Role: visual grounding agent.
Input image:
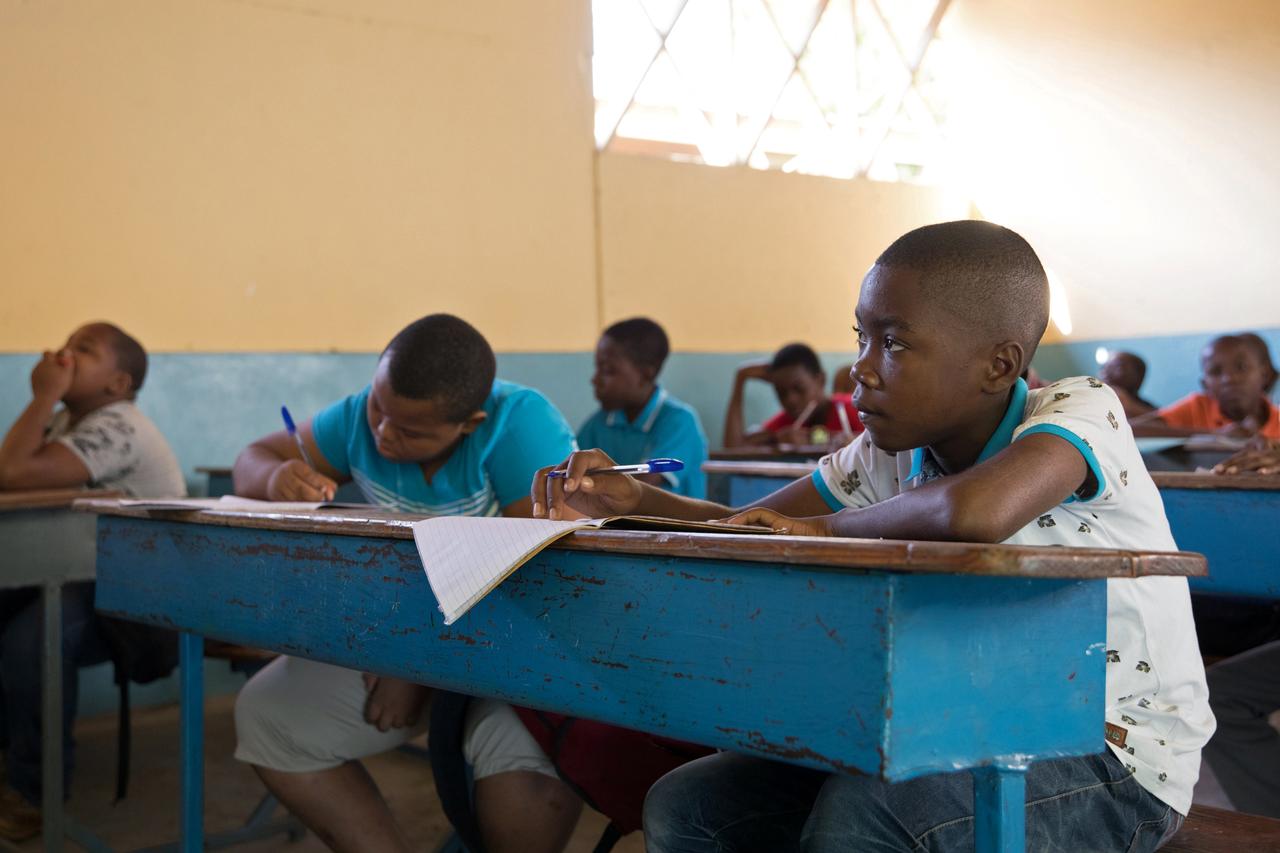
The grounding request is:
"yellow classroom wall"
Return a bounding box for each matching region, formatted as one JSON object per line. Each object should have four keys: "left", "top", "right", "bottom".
{"left": 0, "top": 0, "right": 599, "bottom": 352}
{"left": 596, "top": 153, "right": 969, "bottom": 352}
{"left": 947, "top": 0, "right": 1280, "bottom": 340}
{"left": 1, "top": 0, "right": 1277, "bottom": 353}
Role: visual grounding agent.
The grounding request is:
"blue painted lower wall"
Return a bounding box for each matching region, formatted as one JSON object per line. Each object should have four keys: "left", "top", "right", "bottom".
{"left": 3, "top": 326, "right": 1277, "bottom": 714}
{"left": 0, "top": 350, "right": 856, "bottom": 492}
{"left": 2, "top": 327, "right": 1278, "bottom": 495}
{"left": 1032, "top": 328, "right": 1280, "bottom": 409}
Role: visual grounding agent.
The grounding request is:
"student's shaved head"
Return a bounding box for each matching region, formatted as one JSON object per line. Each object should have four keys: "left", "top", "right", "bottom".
{"left": 382, "top": 314, "right": 496, "bottom": 421}
{"left": 875, "top": 221, "right": 1050, "bottom": 362}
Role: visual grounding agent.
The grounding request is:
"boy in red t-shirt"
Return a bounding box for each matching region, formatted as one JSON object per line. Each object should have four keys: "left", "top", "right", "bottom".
{"left": 723, "top": 343, "right": 861, "bottom": 448}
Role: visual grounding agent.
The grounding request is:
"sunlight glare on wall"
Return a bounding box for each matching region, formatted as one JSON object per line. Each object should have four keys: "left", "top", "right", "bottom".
{"left": 591, "top": 0, "right": 956, "bottom": 184}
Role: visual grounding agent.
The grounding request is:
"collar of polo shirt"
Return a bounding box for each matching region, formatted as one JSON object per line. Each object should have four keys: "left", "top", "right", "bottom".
{"left": 604, "top": 385, "right": 668, "bottom": 432}
{"left": 907, "top": 378, "right": 1029, "bottom": 482}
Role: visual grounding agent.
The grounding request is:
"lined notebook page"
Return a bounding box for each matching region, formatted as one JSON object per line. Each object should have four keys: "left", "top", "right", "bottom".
{"left": 413, "top": 515, "right": 774, "bottom": 624}
{"left": 413, "top": 516, "right": 606, "bottom": 625}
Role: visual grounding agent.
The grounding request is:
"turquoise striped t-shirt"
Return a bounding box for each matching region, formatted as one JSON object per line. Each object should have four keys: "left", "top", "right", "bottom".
{"left": 311, "top": 380, "right": 576, "bottom": 515}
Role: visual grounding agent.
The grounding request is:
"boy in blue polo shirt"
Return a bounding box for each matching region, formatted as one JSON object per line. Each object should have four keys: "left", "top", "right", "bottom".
{"left": 231, "top": 314, "right": 581, "bottom": 853}
{"left": 535, "top": 222, "right": 1213, "bottom": 853}
{"left": 577, "top": 317, "right": 708, "bottom": 498}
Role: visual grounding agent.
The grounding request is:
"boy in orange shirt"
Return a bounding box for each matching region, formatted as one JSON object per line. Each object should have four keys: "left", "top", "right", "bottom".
{"left": 1133, "top": 334, "right": 1280, "bottom": 439}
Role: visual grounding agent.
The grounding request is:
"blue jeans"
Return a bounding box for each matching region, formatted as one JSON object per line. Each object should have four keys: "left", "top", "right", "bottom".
{"left": 0, "top": 582, "right": 111, "bottom": 805}
{"left": 644, "top": 750, "right": 1183, "bottom": 853}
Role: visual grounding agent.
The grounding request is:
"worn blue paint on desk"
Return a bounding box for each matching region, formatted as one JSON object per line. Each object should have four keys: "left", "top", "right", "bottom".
{"left": 95, "top": 518, "right": 1106, "bottom": 786}
{"left": 1161, "top": 487, "right": 1280, "bottom": 598}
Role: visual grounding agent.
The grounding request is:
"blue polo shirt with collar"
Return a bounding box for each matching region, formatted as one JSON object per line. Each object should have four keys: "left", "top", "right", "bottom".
{"left": 311, "top": 379, "right": 576, "bottom": 515}
{"left": 576, "top": 385, "right": 708, "bottom": 498}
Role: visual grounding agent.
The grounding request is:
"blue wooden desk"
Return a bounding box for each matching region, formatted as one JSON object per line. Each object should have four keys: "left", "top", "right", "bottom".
{"left": 704, "top": 459, "right": 817, "bottom": 506}
{"left": 80, "top": 501, "right": 1205, "bottom": 853}
{"left": 0, "top": 488, "right": 117, "bottom": 853}
{"left": 1154, "top": 472, "right": 1280, "bottom": 599}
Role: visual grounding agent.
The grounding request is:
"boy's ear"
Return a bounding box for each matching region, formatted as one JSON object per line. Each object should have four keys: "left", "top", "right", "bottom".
{"left": 106, "top": 368, "right": 133, "bottom": 399}
{"left": 640, "top": 363, "right": 659, "bottom": 384}
{"left": 982, "top": 341, "right": 1025, "bottom": 393}
{"left": 458, "top": 410, "right": 488, "bottom": 435}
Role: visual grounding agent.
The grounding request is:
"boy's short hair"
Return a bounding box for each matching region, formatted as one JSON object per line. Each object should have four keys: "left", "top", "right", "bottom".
{"left": 97, "top": 323, "right": 148, "bottom": 397}
{"left": 876, "top": 220, "right": 1050, "bottom": 361}
{"left": 602, "top": 317, "right": 670, "bottom": 374}
{"left": 1117, "top": 352, "right": 1147, "bottom": 385}
{"left": 1238, "top": 332, "right": 1278, "bottom": 394}
{"left": 382, "top": 314, "right": 496, "bottom": 421}
{"left": 770, "top": 343, "right": 823, "bottom": 377}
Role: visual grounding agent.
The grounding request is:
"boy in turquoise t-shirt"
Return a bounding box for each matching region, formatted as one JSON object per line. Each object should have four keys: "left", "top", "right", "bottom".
{"left": 576, "top": 317, "right": 708, "bottom": 498}
{"left": 231, "top": 314, "right": 580, "bottom": 853}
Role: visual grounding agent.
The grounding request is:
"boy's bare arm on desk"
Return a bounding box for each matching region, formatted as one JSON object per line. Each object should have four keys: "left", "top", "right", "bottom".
{"left": 538, "top": 432, "right": 1088, "bottom": 545}
{"left": 731, "top": 433, "right": 1087, "bottom": 542}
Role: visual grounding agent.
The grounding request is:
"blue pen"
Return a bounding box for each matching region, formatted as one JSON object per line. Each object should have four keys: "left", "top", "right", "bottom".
{"left": 281, "top": 405, "right": 317, "bottom": 469}
{"left": 547, "top": 458, "right": 683, "bottom": 479}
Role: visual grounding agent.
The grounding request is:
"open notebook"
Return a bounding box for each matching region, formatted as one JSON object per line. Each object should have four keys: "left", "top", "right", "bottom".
{"left": 113, "top": 495, "right": 370, "bottom": 512}
{"left": 413, "top": 515, "right": 772, "bottom": 625}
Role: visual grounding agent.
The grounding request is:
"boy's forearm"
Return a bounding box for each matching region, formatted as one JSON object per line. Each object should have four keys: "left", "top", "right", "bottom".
{"left": 824, "top": 486, "right": 976, "bottom": 542}
{"left": 722, "top": 379, "right": 748, "bottom": 447}
{"left": 1128, "top": 412, "right": 1197, "bottom": 437}
{"left": 825, "top": 436, "right": 1081, "bottom": 543}
{"left": 231, "top": 443, "right": 285, "bottom": 498}
{"left": 0, "top": 395, "right": 59, "bottom": 484}
{"left": 635, "top": 481, "right": 733, "bottom": 521}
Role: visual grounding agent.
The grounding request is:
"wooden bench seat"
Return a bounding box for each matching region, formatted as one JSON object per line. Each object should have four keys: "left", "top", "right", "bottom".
{"left": 1162, "top": 805, "right": 1280, "bottom": 852}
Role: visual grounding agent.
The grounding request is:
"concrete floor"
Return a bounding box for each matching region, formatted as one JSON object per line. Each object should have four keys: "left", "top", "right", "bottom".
{"left": 14, "top": 694, "right": 643, "bottom": 853}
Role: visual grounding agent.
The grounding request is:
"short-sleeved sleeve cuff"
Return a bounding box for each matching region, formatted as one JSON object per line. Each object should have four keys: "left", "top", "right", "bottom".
{"left": 811, "top": 432, "right": 880, "bottom": 510}
{"left": 485, "top": 390, "right": 578, "bottom": 507}
{"left": 310, "top": 391, "right": 363, "bottom": 477}
{"left": 811, "top": 467, "right": 844, "bottom": 512}
{"left": 1017, "top": 423, "right": 1106, "bottom": 502}
{"left": 53, "top": 435, "right": 101, "bottom": 481}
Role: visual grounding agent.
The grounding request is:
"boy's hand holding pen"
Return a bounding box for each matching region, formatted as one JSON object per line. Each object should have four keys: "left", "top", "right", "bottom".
{"left": 267, "top": 405, "right": 337, "bottom": 502}
{"left": 531, "top": 450, "right": 679, "bottom": 520}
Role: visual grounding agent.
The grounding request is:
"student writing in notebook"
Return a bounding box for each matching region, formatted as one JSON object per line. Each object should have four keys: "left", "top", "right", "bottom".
{"left": 536, "top": 222, "right": 1212, "bottom": 853}
{"left": 0, "top": 322, "right": 185, "bottom": 842}
{"left": 723, "top": 342, "right": 861, "bottom": 448}
{"left": 576, "top": 317, "right": 708, "bottom": 498}
{"left": 230, "top": 314, "right": 584, "bottom": 853}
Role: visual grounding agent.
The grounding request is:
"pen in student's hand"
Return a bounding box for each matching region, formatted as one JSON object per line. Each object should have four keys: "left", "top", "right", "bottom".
{"left": 547, "top": 458, "right": 684, "bottom": 479}
{"left": 795, "top": 399, "right": 819, "bottom": 428}
{"left": 281, "top": 405, "right": 317, "bottom": 469}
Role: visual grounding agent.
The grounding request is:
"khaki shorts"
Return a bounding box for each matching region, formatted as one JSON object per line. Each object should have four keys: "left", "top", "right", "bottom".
{"left": 234, "top": 655, "right": 556, "bottom": 780}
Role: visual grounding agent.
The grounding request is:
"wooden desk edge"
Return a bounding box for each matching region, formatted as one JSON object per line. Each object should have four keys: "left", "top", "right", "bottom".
{"left": 0, "top": 488, "right": 120, "bottom": 513}
{"left": 76, "top": 499, "right": 1206, "bottom": 580}
{"left": 195, "top": 466, "right": 233, "bottom": 476}
{"left": 710, "top": 446, "right": 829, "bottom": 461}
{"left": 702, "top": 460, "right": 819, "bottom": 478}
{"left": 1151, "top": 471, "right": 1280, "bottom": 491}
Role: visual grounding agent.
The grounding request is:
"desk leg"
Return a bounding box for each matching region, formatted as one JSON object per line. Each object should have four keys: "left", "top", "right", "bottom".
{"left": 179, "top": 632, "right": 204, "bottom": 852}
{"left": 973, "top": 763, "right": 1028, "bottom": 853}
{"left": 41, "top": 581, "right": 65, "bottom": 853}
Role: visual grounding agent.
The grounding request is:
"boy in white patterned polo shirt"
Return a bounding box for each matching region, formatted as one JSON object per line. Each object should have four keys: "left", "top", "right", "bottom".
{"left": 535, "top": 221, "right": 1213, "bottom": 852}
